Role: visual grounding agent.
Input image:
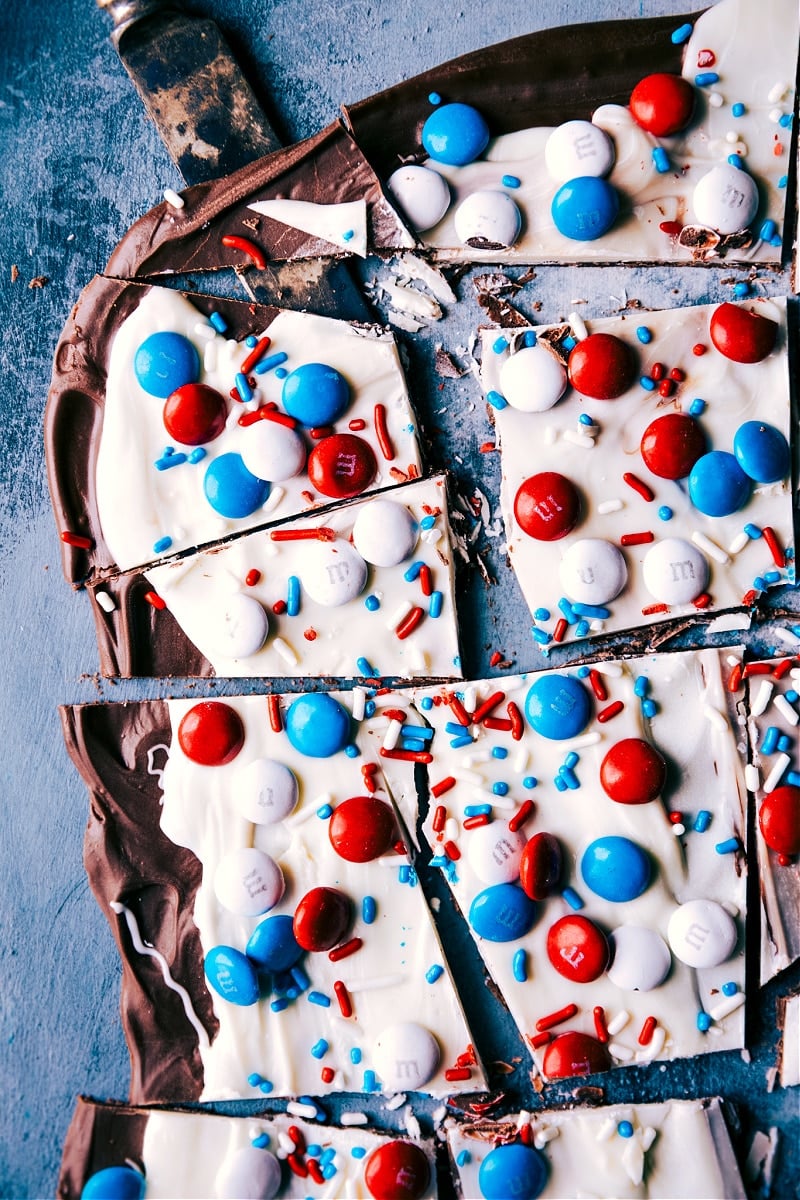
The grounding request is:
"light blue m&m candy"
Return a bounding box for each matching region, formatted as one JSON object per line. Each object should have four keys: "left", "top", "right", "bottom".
{"left": 134, "top": 331, "right": 199, "bottom": 398}
{"left": 81, "top": 1166, "right": 145, "bottom": 1200}
{"left": 421, "top": 102, "right": 490, "bottom": 166}
{"left": 204, "top": 452, "right": 270, "bottom": 518}
{"left": 282, "top": 362, "right": 351, "bottom": 427}
{"left": 525, "top": 674, "right": 592, "bottom": 740}
{"left": 688, "top": 450, "right": 751, "bottom": 517}
{"left": 551, "top": 176, "right": 619, "bottom": 241}
{"left": 285, "top": 693, "right": 350, "bottom": 757}
{"left": 733, "top": 421, "right": 790, "bottom": 483}
{"left": 246, "top": 914, "right": 304, "bottom": 972}
{"left": 478, "top": 1143, "right": 548, "bottom": 1200}
{"left": 581, "top": 836, "right": 651, "bottom": 902}
{"left": 469, "top": 882, "right": 537, "bottom": 942}
{"left": 204, "top": 945, "right": 260, "bottom": 1006}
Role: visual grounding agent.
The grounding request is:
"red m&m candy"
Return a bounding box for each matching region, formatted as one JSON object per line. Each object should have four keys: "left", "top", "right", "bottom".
{"left": 709, "top": 303, "right": 778, "bottom": 364}
{"left": 177, "top": 701, "right": 245, "bottom": 765}
{"left": 567, "top": 333, "right": 636, "bottom": 400}
{"left": 759, "top": 785, "right": 800, "bottom": 857}
{"left": 519, "top": 832, "right": 562, "bottom": 900}
{"left": 600, "top": 738, "right": 667, "bottom": 804}
{"left": 514, "top": 472, "right": 580, "bottom": 541}
{"left": 629, "top": 73, "right": 695, "bottom": 136}
{"left": 542, "top": 1031, "right": 612, "bottom": 1080}
{"left": 163, "top": 383, "right": 228, "bottom": 445}
{"left": 546, "top": 914, "right": 609, "bottom": 982}
{"left": 364, "top": 1141, "right": 431, "bottom": 1200}
{"left": 329, "top": 796, "right": 395, "bottom": 862}
{"left": 292, "top": 886, "right": 352, "bottom": 951}
{"left": 640, "top": 413, "right": 706, "bottom": 480}
{"left": 307, "top": 433, "right": 377, "bottom": 499}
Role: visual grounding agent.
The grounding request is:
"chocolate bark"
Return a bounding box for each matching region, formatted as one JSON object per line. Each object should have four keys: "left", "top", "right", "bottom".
{"left": 58, "top": 1097, "right": 148, "bottom": 1200}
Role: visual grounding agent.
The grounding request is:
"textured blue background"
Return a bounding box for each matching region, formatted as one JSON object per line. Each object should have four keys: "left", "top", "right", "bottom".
{"left": 1, "top": 1, "right": 799, "bottom": 1196}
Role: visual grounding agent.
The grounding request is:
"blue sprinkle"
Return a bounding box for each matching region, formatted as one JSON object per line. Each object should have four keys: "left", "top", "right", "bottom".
{"left": 715, "top": 837, "right": 740, "bottom": 855}
{"left": 577, "top": 666, "right": 590, "bottom": 678}
{"left": 316, "top": 803, "right": 333, "bottom": 819}
{"left": 352, "top": 1147, "right": 367, "bottom": 1160}
{"left": 671, "top": 21, "right": 693, "bottom": 42}
{"left": 658, "top": 505, "right": 673, "bottom": 521}
{"left": 492, "top": 781, "right": 509, "bottom": 796}
{"left": 572, "top": 601, "right": 610, "bottom": 620}
{"left": 636, "top": 325, "right": 653, "bottom": 344}
{"left": 430, "top": 855, "right": 448, "bottom": 868}
{"left": 502, "top": 174, "right": 521, "bottom": 188}
{"left": 512, "top": 948, "right": 527, "bottom": 982}
{"left": 634, "top": 676, "right": 649, "bottom": 698}
{"left": 357, "top": 656, "right": 376, "bottom": 676}
{"left": 342, "top": 229, "right": 354, "bottom": 242}
{"left": 287, "top": 575, "right": 300, "bottom": 616}
{"left": 694, "top": 810, "right": 712, "bottom": 832}
{"left": 365, "top": 700, "right": 376, "bottom": 717}
{"left": 464, "top": 804, "right": 492, "bottom": 817}
{"left": 744, "top": 523, "right": 762, "bottom": 539}
{"left": 361, "top": 896, "right": 377, "bottom": 925}
{"left": 562, "top": 886, "right": 584, "bottom": 911}
{"left": 292, "top": 965, "right": 310, "bottom": 991}
{"left": 531, "top": 627, "right": 551, "bottom": 645}
{"left": 259, "top": 1079, "right": 274, "bottom": 1094}
{"left": 350, "top": 1047, "right": 362, "bottom": 1064}
{"left": 697, "top": 1011, "right": 711, "bottom": 1032}
{"left": 154, "top": 451, "right": 187, "bottom": 471}
{"left": 493, "top": 336, "right": 508, "bottom": 353}
{"left": 235, "top": 372, "right": 253, "bottom": 403}
{"left": 733, "top": 281, "right": 751, "bottom": 298}
{"left": 254, "top": 351, "right": 289, "bottom": 375}
{"left": 311, "top": 1038, "right": 329, "bottom": 1058}
{"left": 322, "top": 1164, "right": 337, "bottom": 1179}
{"left": 450, "top": 734, "right": 474, "bottom": 749}
{"left": 308, "top": 991, "right": 331, "bottom": 1008}
{"left": 731, "top": 102, "right": 746, "bottom": 118}
{"left": 695, "top": 71, "right": 720, "bottom": 86}
{"left": 778, "top": 734, "right": 792, "bottom": 754}
{"left": 728, "top": 154, "right": 744, "bottom": 169}
{"left": 559, "top": 766, "right": 580, "bottom": 790}
{"left": 456, "top": 1150, "right": 472, "bottom": 1167}
{"left": 319, "top": 1148, "right": 335, "bottom": 1166}
{"left": 399, "top": 865, "right": 411, "bottom": 884}
{"left": 558, "top": 597, "right": 577, "bottom": 624}
{"left": 420, "top": 696, "right": 433, "bottom": 711}
{"left": 575, "top": 620, "right": 590, "bottom": 638}
{"left": 534, "top": 607, "right": 551, "bottom": 622}
{"left": 487, "top": 389, "right": 508, "bottom": 410}
{"left": 771, "top": 234, "right": 783, "bottom": 247}
{"left": 209, "top": 311, "right": 227, "bottom": 333}
{"left": 786, "top": 690, "right": 799, "bottom": 703}
{"left": 306, "top": 1144, "right": 321, "bottom": 1159}
{"left": 420, "top": 515, "right": 436, "bottom": 530}
{"left": 753, "top": 576, "right": 767, "bottom": 592}
{"left": 252, "top": 1133, "right": 270, "bottom": 1149}
{"left": 275, "top": 367, "right": 288, "bottom": 380}
{"left": 429, "top": 591, "right": 443, "bottom": 619}
{"left": 153, "top": 535, "right": 172, "bottom": 554}
{"left": 652, "top": 146, "right": 670, "bottom": 174}
{"left": 578, "top": 412, "right": 594, "bottom": 426}
{"left": 522, "top": 330, "right": 537, "bottom": 348}
{"left": 426, "top": 964, "right": 444, "bottom": 984}
{"left": 564, "top": 751, "right": 579, "bottom": 769}
{"left": 779, "top": 112, "right": 793, "bottom": 128}
{"left": 247, "top": 1072, "right": 263, "bottom": 1086}
{"left": 364, "top": 594, "right": 380, "bottom": 612}
{"left": 641, "top": 699, "right": 657, "bottom": 719}
{"left": 760, "top": 219, "right": 777, "bottom": 242}
{"left": 554, "top": 774, "right": 568, "bottom": 793}
{"left": 404, "top": 560, "right": 424, "bottom": 582}
{"left": 640, "top": 376, "right": 656, "bottom": 391}
{"left": 363, "top": 1069, "right": 377, "bottom": 1091}
{"left": 428, "top": 91, "right": 441, "bottom": 105}
{"left": 779, "top": 175, "right": 788, "bottom": 189}
{"left": 523, "top": 776, "right": 538, "bottom": 790}
{"left": 402, "top": 724, "right": 433, "bottom": 741}
{"left": 344, "top": 743, "right": 360, "bottom": 759}
{"left": 617, "top": 1121, "right": 634, "bottom": 1139}
{"left": 764, "top": 570, "right": 781, "bottom": 584}
{"left": 786, "top": 771, "right": 800, "bottom": 788}
{"left": 688, "top": 398, "right": 706, "bottom": 416}
{"left": 721, "top": 981, "right": 738, "bottom": 997}
{"left": 562, "top": 336, "right": 577, "bottom": 351}
{"left": 271, "top": 998, "right": 289, "bottom": 1012}
{"left": 187, "top": 447, "right": 206, "bottom": 464}
{"left": 445, "top": 721, "right": 468, "bottom": 736}
{"left": 245, "top": 335, "right": 257, "bottom": 349}
{"left": 492, "top": 746, "right": 508, "bottom": 760}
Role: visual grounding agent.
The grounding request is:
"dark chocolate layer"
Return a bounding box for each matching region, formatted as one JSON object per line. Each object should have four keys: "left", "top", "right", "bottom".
{"left": 58, "top": 1097, "right": 149, "bottom": 1200}
{"left": 61, "top": 701, "right": 215, "bottom": 1103}
{"left": 89, "top": 573, "right": 212, "bottom": 678}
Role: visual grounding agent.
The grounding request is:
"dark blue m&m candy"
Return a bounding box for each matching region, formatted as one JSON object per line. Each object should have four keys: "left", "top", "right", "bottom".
{"left": 551, "top": 176, "right": 619, "bottom": 241}
{"left": 282, "top": 362, "right": 351, "bottom": 427}
{"left": 525, "top": 674, "right": 592, "bottom": 740}
{"left": 478, "top": 1143, "right": 548, "bottom": 1200}
{"left": 469, "top": 882, "right": 537, "bottom": 942}
{"left": 733, "top": 421, "right": 790, "bottom": 483}
{"left": 204, "top": 452, "right": 270, "bottom": 518}
{"left": 688, "top": 450, "right": 751, "bottom": 517}
{"left": 581, "top": 835, "right": 651, "bottom": 902}
{"left": 246, "top": 914, "right": 304, "bottom": 972}
{"left": 204, "top": 945, "right": 260, "bottom": 1006}
{"left": 285, "top": 693, "right": 350, "bottom": 757}
{"left": 421, "top": 102, "right": 490, "bottom": 166}
{"left": 81, "top": 1166, "right": 146, "bottom": 1200}
{"left": 134, "top": 331, "right": 200, "bottom": 398}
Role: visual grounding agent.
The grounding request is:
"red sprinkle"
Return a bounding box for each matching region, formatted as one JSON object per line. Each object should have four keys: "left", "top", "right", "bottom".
{"left": 697, "top": 47, "right": 716, "bottom": 67}
{"left": 593, "top": 1006, "right": 610, "bottom": 1043}
{"left": 221, "top": 234, "right": 267, "bottom": 270}
{"left": 659, "top": 220, "right": 683, "bottom": 236}
{"left": 668, "top": 810, "right": 683, "bottom": 825}
{"left": 508, "top": 800, "right": 535, "bottom": 833}
{"left": 484, "top": 717, "right": 513, "bottom": 731}
{"left": 638, "top": 1016, "right": 658, "bottom": 1046}
{"left": 431, "top": 776, "right": 456, "bottom": 798}
{"left": 287, "top": 1153, "right": 308, "bottom": 1179}
{"left": 270, "top": 527, "right": 336, "bottom": 542}
{"left": 669, "top": 367, "right": 685, "bottom": 382}
{"left": 144, "top": 590, "right": 166, "bottom": 611}
{"left": 597, "top": 700, "right": 624, "bottom": 723}
{"left": 778, "top": 854, "right": 792, "bottom": 866}
{"left": 489, "top": 651, "right": 503, "bottom": 667}
{"left": 762, "top": 526, "right": 786, "bottom": 569}
{"left": 529, "top": 1031, "right": 552, "bottom": 1050}
{"left": 419, "top": 564, "right": 433, "bottom": 597}
{"left": 240, "top": 336, "right": 271, "bottom": 375}
{"left": 535, "top": 1003, "right": 578, "bottom": 1032}
{"left": 472, "top": 691, "right": 506, "bottom": 724}
{"left": 456, "top": 1045, "right": 477, "bottom": 1068}
{"left": 245, "top": 569, "right": 261, "bottom": 587}
{"left": 445, "top": 1067, "right": 472, "bottom": 1082}
{"left": 507, "top": 702, "right": 524, "bottom": 741}
{"left": 741, "top": 589, "right": 759, "bottom": 607}
{"left": 479, "top": 441, "right": 498, "bottom": 454}
{"left": 463, "top": 814, "right": 490, "bottom": 830}
{"left": 288, "top": 1125, "right": 305, "bottom": 1152}
{"left": 348, "top": 418, "right": 367, "bottom": 431}
{"left": 374, "top": 403, "right": 395, "bottom": 461}
{"left": 309, "top": 425, "right": 335, "bottom": 440}
{"left": 444, "top": 840, "right": 461, "bottom": 861}
{"left": 267, "top": 695, "right": 282, "bottom": 732}
{"left": 728, "top": 662, "right": 744, "bottom": 692}
{"left": 518, "top": 1123, "right": 535, "bottom": 1145}
{"left": 692, "top": 592, "right": 712, "bottom": 609}
{"left": 60, "top": 531, "right": 93, "bottom": 549}
{"left": 658, "top": 378, "right": 676, "bottom": 398}
{"left": 380, "top": 747, "right": 433, "bottom": 764}
{"left": 693, "top": 343, "right": 707, "bottom": 356}
{"left": 362, "top": 771, "right": 377, "bottom": 793}
{"left": 328, "top": 937, "right": 363, "bottom": 962}
{"left": 553, "top": 618, "right": 568, "bottom": 643}
{"left": 396, "top": 606, "right": 425, "bottom": 640}
{"left": 334, "top": 979, "right": 353, "bottom": 1018}
{"left": 743, "top": 662, "right": 773, "bottom": 677}
{"left": 588, "top": 670, "right": 608, "bottom": 701}
{"left": 272, "top": 599, "right": 287, "bottom": 615}
{"left": 650, "top": 362, "right": 665, "bottom": 381}
{"left": 432, "top": 805, "right": 447, "bottom": 832}
{"left": 642, "top": 602, "right": 670, "bottom": 615}
{"left": 447, "top": 694, "right": 472, "bottom": 727}
{"left": 303, "top": 628, "right": 317, "bottom": 641}
{"left": 320, "top": 1066, "right": 335, "bottom": 1084}
{"left": 620, "top": 531, "right": 655, "bottom": 546}
{"left": 383, "top": 709, "right": 407, "bottom": 723}
{"left": 774, "top": 658, "right": 797, "bottom": 679}
{"left": 307, "top": 1161, "right": 325, "bottom": 1186}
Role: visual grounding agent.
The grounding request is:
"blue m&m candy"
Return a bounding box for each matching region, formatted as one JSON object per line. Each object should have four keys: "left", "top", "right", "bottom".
{"left": 285, "top": 693, "right": 350, "bottom": 757}
{"left": 421, "top": 102, "right": 490, "bottom": 166}
{"left": 204, "top": 452, "right": 270, "bottom": 518}
{"left": 282, "top": 362, "right": 351, "bottom": 427}
{"left": 204, "top": 945, "right": 260, "bottom": 1006}
{"left": 551, "top": 176, "right": 619, "bottom": 241}
{"left": 469, "top": 882, "right": 537, "bottom": 942}
{"left": 581, "top": 836, "right": 651, "bottom": 902}
{"left": 81, "top": 1167, "right": 146, "bottom": 1200}
{"left": 478, "top": 1143, "right": 548, "bottom": 1200}
{"left": 733, "top": 421, "right": 790, "bottom": 483}
{"left": 688, "top": 450, "right": 751, "bottom": 517}
{"left": 246, "top": 914, "right": 304, "bottom": 973}
{"left": 525, "top": 674, "right": 592, "bottom": 740}
{"left": 134, "top": 331, "right": 200, "bottom": 398}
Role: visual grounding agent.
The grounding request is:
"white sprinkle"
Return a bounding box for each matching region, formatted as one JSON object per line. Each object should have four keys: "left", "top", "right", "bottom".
{"left": 726, "top": 654, "right": 741, "bottom": 667}
{"left": 163, "top": 187, "right": 185, "bottom": 209}
{"left": 708, "top": 91, "right": 724, "bottom": 107}
{"left": 595, "top": 1117, "right": 616, "bottom": 1142}
{"left": 272, "top": 637, "right": 299, "bottom": 667}
{"left": 725, "top": 130, "right": 739, "bottom": 144}
{"left": 534, "top": 1126, "right": 560, "bottom": 1148}
{"left": 277, "top": 1132, "right": 295, "bottom": 1155}
{"left": 568, "top": 311, "right": 588, "bottom": 341}
{"left": 192, "top": 321, "right": 216, "bottom": 342}
{"left": 463, "top": 751, "right": 493, "bottom": 766}
{"left": 444, "top": 817, "right": 459, "bottom": 841}
{"left": 641, "top": 1127, "right": 658, "bottom": 1152}
{"left": 703, "top": 704, "right": 729, "bottom": 732}
{"left": 262, "top": 486, "right": 285, "bottom": 513}
{"left": 340, "top": 1112, "right": 369, "bottom": 1126}
{"left": 452, "top": 767, "right": 485, "bottom": 785}
{"left": 764, "top": 752, "right": 791, "bottom": 793}
{"left": 562, "top": 731, "right": 602, "bottom": 750}
{"left": 745, "top": 763, "right": 761, "bottom": 792}
{"left": 769, "top": 106, "right": 785, "bottom": 123}
{"left": 351, "top": 687, "right": 367, "bottom": 721}
{"left": 285, "top": 794, "right": 331, "bottom": 829}
{"left": 384, "top": 1092, "right": 407, "bottom": 1111}
{"left": 774, "top": 626, "right": 800, "bottom": 647}
{"left": 348, "top": 973, "right": 406, "bottom": 992}
{"left": 408, "top": 646, "right": 429, "bottom": 676}
{"left": 421, "top": 527, "right": 443, "bottom": 545}
{"left": 512, "top": 748, "right": 529, "bottom": 774}
{"left": 692, "top": 530, "right": 730, "bottom": 564}
{"left": 709, "top": 991, "right": 745, "bottom": 1021}
{"left": 768, "top": 82, "right": 790, "bottom": 103}
{"left": 203, "top": 342, "right": 217, "bottom": 372}
{"left": 751, "top": 680, "right": 774, "bottom": 717}
{"left": 728, "top": 530, "right": 750, "bottom": 554}
{"left": 94, "top": 590, "right": 116, "bottom": 613}
{"left": 404, "top": 1108, "right": 422, "bottom": 1140}
{"left": 609, "top": 1041, "right": 635, "bottom": 1061}
{"left": 597, "top": 498, "right": 624, "bottom": 514}
{"left": 432, "top": 1104, "right": 447, "bottom": 1127}
{"left": 563, "top": 430, "right": 596, "bottom": 449}
{"left": 706, "top": 1024, "right": 724, "bottom": 1037}
{"left": 286, "top": 1101, "right": 319, "bottom": 1119}
{"left": 515, "top": 1111, "right": 531, "bottom": 1131}
{"left": 544, "top": 426, "right": 557, "bottom": 445}
{"left": 383, "top": 718, "right": 403, "bottom": 751}
{"left": 636, "top": 1025, "right": 666, "bottom": 1062}
{"left": 607, "top": 1010, "right": 630, "bottom": 1036}
{"left": 672, "top": 823, "right": 686, "bottom": 836}
{"left": 774, "top": 694, "right": 799, "bottom": 726}
{"left": 388, "top": 600, "right": 413, "bottom": 630}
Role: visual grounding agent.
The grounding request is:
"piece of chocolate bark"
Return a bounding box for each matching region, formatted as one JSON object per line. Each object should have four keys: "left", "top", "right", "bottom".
{"left": 46, "top": 279, "right": 422, "bottom": 586}
{"left": 345, "top": 0, "right": 798, "bottom": 265}
{"left": 61, "top": 690, "right": 484, "bottom": 1104}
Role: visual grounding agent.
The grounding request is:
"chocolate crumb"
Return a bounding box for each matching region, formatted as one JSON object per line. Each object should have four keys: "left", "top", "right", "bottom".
{"left": 29, "top": 275, "right": 49, "bottom": 289}
{"left": 10, "top": 264, "right": 19, "bottom": 283}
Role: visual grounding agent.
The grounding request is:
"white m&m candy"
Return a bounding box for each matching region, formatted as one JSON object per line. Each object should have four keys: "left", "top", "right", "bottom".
{"left": 300, "top": 539, "right": 368, "bottom": 607}
{"left": 608, "top": 925, "right": 672, "bottom": 991}
{"left": 210, "top": 593, "right": 269, "bottom": 659}
{"left": 373, "top": 1021, "right": 440, "bottom": 1090}
{"left": 558, "top": 538, "right": 627, "bottom": 605}
{"left": 545, "top": 120, "right": 615, "bottom": 182}
{"left": 499, "top": 345, "right": 567, "bottom": 412}
{"left": 240, "top": 419, "right": 306, "bottom": 483}
{"left": 667, "top": 898, "right": 738, "bottom": 968}
{"left": 215, "top": 1147, "right": 282, "bottom": 1200}
{"left": 233, "top": 757, "right": 298, "bottom": 824}
{"left": 214, "top": 847, "right": 284, "bottom": 917}
{"left": 467, "top": 824, "right": 525, "bottom": 885}
{"left": 642, "top": 538, "right": 708, "bottom": 605}
{"left": 692, "top": 163, "right": 759, "bottom": 235}
{"left": 454, "top": 189, "right": 522, "bottom": 249}
{"left": 352, "top": 499, "right": 418, "bottom": 566}
{"left": 386, "top": 164, "right": 451, "bottom": 232}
